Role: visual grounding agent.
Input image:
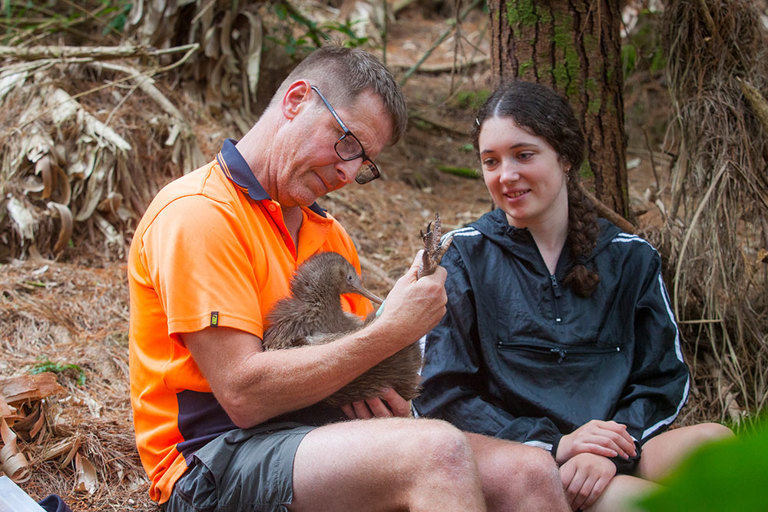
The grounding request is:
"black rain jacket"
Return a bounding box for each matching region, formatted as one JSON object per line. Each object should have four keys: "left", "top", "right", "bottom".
{"left": 413, "top": 209, "right": 690, "bottom": 473}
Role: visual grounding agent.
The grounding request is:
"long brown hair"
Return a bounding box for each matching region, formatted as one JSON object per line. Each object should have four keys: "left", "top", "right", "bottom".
{"left": 472, "top": 81, "right": 600, "bottom": 297}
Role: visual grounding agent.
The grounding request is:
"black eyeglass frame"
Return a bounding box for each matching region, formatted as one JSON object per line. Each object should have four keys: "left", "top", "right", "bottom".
{"left": 310, "top": 85, "right": 381, "bottom": 184}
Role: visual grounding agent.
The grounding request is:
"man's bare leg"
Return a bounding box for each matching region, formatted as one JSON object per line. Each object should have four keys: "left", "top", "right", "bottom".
{"left": 290, "top": 418, "right": 486, "bottom": 512}
{"left": 465, "top": 433, "right": 571, "bottom": 512}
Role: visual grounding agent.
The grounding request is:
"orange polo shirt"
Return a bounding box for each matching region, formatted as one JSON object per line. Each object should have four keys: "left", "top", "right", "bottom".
{"left": 128, "top": 139, "right": 373, "bottom": 504}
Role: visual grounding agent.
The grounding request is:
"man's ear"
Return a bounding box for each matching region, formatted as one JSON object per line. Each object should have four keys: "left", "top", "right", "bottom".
{"left": 281, "top": 80, "right": 312, "bottom": 120}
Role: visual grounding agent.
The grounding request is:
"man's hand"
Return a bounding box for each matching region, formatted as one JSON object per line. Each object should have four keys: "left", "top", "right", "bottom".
{"left": 556, "top": 420, "right": 636, "bottom": 464}
{"left": 375, "top": 250, "right": 447, "bottom": 344}
{"left": 559, "top": 452, "right": 617, "bottom": 511}
{"left": 341, "top": 388, "right": 413, "bottom": 420}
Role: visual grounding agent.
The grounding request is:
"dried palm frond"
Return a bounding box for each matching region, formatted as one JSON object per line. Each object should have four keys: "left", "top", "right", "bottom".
{"left": 0, "top": 44, "right": 207, "bottom": 262}
{"left": 660, "top": 0, "right": 768, "bottom": 424}
{"left": 128, "top": 0, "right": 270, "bottom": 129}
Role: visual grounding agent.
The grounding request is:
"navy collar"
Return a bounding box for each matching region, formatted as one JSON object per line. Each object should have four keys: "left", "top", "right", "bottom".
{"left": 216, "top": 138, "right": 326, "bottom": 217}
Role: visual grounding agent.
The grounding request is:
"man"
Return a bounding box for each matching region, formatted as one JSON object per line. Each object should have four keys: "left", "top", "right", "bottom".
{"left": 128, "top": 46, "right": 570, "bottom": 511}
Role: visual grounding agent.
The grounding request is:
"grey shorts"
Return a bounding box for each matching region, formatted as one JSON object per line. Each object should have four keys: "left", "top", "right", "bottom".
{"left": 164, "top": 422, "right": 315, "bottom": 512}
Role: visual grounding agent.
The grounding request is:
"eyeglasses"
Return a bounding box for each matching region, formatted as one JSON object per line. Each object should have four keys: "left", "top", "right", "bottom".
{"left": 310, "top": 85, "right": 381, "bottom": 184}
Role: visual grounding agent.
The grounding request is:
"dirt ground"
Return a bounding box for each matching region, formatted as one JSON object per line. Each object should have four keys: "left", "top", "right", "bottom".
{"left": 0, "top": 5, "right": 668, "bottom": 511}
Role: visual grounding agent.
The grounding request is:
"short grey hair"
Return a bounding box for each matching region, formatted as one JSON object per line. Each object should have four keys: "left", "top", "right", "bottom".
{"left": 271, "top": 46, "right": 407, "bottom": 145}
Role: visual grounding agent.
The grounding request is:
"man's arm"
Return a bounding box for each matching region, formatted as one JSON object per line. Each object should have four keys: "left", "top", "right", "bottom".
{"left": 181, "top": 252, "right": 447, "bottom": 428}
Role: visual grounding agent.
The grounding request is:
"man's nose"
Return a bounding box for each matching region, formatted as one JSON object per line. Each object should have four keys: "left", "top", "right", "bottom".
{"left": 336, "top": 159, "right": 360, "bottom": 184}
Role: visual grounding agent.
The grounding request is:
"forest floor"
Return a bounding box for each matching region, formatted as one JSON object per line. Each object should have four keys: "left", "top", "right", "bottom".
{"left": 0, "top": 6, "right": 674, "bottom": 511}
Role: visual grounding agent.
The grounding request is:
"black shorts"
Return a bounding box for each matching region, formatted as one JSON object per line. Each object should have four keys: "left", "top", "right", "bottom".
{"left": 163, "top": 422, "right": 315, "bottom": 512}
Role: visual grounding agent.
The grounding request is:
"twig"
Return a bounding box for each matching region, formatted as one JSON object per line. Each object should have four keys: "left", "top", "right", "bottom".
{"left": 575, "top": 181, "right": 636, "bottom": 234}
{"left": 391, "top": 54, "right": 489, "bottom": 73}
{"left": 399, "top": 0, "right": 483, "bottom": 86}
{"left": 0, "top": 43, "right": 198, "bottom": 61}
{"left": 672, "top": 163, "right": 728, "bottom": 321}
{"left": 410, "top": 111, "right": 470, "bottom": 136}
{"left": 381, "top": 0, "right": 388, "bottom": 66}
{"left": 393, "top": 0, "right": 418, "bottom": 15}
{"left": 358, "top": 255, "right": 395, "bottom": 288}
{"left": 696, "top": 0, "right": 719, "bottom": 44}
{"left": 325, "top": 192, "right": 362, "bottom": 215}
{"left": 13, "top": 44, "right": 199, "bottom": 134}
{"left": 737, "top": 78, "right": 768, "bottom": 135}
{"left": 641, "top": 128, "right": 661, "bottom": 192}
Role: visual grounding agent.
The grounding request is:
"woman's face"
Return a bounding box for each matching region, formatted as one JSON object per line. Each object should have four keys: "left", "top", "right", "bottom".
{"left": 478, "top": 116, "right": 569, "bottom": 230}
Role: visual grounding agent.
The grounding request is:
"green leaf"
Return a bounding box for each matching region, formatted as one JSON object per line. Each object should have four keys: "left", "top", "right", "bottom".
{"left": 637, "top": 418, "right": 768, "bottom": 511}
{"left": 436, "top": 165, "right": 480, "bottom": 179}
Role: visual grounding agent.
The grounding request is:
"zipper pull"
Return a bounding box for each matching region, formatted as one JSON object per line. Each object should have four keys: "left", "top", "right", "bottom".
{"left": 550, "top": 347, "right": 566, "bottom": 363}
{"left": 549, "top": 274, "right": 563, "bottom": 297}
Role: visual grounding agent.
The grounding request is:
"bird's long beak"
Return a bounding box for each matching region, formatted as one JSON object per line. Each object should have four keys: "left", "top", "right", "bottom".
{"left": 351, "top": 283, "right": 383, "bottom": 305}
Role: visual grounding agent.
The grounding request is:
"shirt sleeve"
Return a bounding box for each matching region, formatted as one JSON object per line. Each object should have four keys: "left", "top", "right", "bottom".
{"left": 414, "top": 245, "right": 565, "bottom": 455}
{"left": 610, "top": 249, "right": 690, "bottom": 461}
{"left": 140, "top": 194, "right": 264, "bottom": 338}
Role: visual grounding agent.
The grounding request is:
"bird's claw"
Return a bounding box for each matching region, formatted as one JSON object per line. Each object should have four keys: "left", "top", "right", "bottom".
{"left": 418, "top": 213, "right": 452, "bottom": 278}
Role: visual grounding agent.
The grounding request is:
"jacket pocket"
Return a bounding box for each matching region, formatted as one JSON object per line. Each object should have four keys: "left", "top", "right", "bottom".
{"left": 497, "top": 341, "right": 621, "bottom": 363}
{"left": 492, "top": 339, "right": 625, "bottom": 430}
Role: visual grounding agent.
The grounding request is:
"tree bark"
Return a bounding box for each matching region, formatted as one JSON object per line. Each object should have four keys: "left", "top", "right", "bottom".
{"left": 487, "top": 0, "right": 629, "bottom": 217}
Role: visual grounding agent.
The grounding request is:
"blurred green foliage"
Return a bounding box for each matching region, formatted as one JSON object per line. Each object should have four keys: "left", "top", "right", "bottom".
{"left": 268, "top": 2, "right": 370, "bottom": 58}
{"left": 1, "top": 0, "right": 133, "bottom": 45}
{"left": 451, "top": 89, "right": 491, "bottom": 111}
{"left": 622, "top": 7, "right": 666, "bottom": 79}
{"left": 637, "top": 415, "right": 768, "bottom": 511}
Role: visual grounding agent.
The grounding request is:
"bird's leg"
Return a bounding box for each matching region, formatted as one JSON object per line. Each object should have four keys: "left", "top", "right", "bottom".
{"left": 418, "top": 213, "right": 453, "bottom": 278}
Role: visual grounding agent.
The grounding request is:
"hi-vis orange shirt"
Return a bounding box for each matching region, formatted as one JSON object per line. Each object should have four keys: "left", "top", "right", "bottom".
{"left": 128, "top": 139, "right": 374, "bottom": 504}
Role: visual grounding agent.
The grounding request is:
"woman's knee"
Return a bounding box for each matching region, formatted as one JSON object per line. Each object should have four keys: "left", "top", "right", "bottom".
{"left": 691, "top": 422, "right": 734, "bottom": 443}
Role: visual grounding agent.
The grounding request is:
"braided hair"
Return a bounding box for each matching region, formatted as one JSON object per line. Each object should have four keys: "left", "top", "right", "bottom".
{"left": 472, "top": 81, "right": 600, "bottom": 297}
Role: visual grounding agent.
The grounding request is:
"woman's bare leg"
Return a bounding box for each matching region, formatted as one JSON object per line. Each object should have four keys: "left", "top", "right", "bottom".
{"left": 636, "top": 423, "right": 733, "bottom": 481}
{"left": 585, "top": 475, "right": 658, "bottom": 512}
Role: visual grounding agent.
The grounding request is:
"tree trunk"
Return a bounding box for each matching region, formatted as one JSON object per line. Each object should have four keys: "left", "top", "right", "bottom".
{"left": 487, "top": 0, "right": 629, "bottom": 218}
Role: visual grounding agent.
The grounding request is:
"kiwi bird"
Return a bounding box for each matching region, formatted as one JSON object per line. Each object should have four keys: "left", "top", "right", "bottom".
{"left": 262, "top": 213, "right": 452, "bottom": 408}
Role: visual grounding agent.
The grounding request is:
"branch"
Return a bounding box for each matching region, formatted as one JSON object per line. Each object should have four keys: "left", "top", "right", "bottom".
{"left": 399, "top": 0, "right": 484, "bottom": 86}
{"left": 575, "top": 180, "right": 636, "bottom": 234}
{"left": 0, "top": 44, "right": 198, "bottom": 62}
{"left": 393, "top": 0, "right": 418, "bottom": 15}
{"left": 409, "top": 111, "right": 470, "bottom": 136}
{"left": 391, "top": 54, "right": 489, "bottom": 73}
{"left": 359, "top": 255, "right": 395, "bottom": 288}
{"left": 738, "top": 78, "right": 768, "bottom": 135}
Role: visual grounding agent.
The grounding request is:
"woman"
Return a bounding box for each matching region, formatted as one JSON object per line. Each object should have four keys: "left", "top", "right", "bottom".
{"left": 413, "top": 81, "right": 731, "bottom": 511}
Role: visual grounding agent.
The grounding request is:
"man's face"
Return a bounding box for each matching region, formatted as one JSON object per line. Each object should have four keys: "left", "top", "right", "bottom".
{"left": 272, "top": 88, "right": 393, "bottom": 208}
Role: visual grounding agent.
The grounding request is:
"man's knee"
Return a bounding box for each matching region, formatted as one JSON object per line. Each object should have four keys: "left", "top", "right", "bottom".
{"left": 482, "top": 442, "right": 560, "bottom": 492}
{"left": 400, "top": 419, "right": 476, "bottom": 475}
{"left": 510, "top": 445, "right": 560, "bottom": 488}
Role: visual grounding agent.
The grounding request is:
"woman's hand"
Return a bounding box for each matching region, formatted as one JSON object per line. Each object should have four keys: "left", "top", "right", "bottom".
{"left": 556, "top": 420, "right": 636, "bottom": 464}
{"left": 559, "top": 452, "right": 617, "bottom": 511}
{"left": 341, "top": 388, "right": 413, "bottom": 419}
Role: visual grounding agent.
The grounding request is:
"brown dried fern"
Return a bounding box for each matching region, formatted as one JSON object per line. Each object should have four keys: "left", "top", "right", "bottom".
{"left": 660, "top": 0, "right": 768, "bottom": 424}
